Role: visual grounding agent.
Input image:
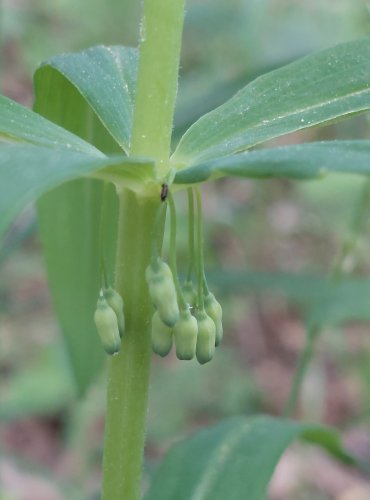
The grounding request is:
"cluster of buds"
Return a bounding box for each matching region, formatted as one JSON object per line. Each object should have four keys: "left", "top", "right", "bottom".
{"left": 93, "top": 184, "right": 222, "bottom": 364}
{"left": 145, "top": 186, "right": 223, "bottom": 364}
{"left": 182, "top": 281, "right": 223, "bottom": 347}
{"left": 146, "top": 252, "right": 223, "bottom": 365}
{"left": 94, "top": 287, "right": 125, "bottom": 355}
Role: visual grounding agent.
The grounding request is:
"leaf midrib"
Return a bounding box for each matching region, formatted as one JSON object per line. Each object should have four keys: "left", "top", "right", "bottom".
{"left": 189, "top": 421, "right": 251, "bottom": 500}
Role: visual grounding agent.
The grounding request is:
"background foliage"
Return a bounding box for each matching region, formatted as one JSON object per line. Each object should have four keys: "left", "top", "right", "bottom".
{"left": 2, "top": 0, "right": 370, "bottom": 498}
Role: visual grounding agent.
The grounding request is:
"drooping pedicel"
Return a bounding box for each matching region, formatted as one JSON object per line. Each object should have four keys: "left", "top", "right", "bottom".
{"left": 146, "top": 186, "right": 223, "bottom": 364}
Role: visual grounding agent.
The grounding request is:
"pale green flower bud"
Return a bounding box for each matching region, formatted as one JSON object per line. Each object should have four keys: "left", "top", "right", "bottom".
{"left": 94, "top": 293, "right": 121, "bottom": 355}
{"left": 196, "top": 310, "right": 216, "bottom": 364}
{"left": 182, "top": 280, "right": 197, "bottom": 307}
{"left": 151, "top": 310, "right": 173, "bottom": 357}
{"left": 145, "top": 258, "right": 172, "bottom": 283}
{"left": 174, "top": 309, "right": 198, "bottom": 360}
{"left": 104, "top": 287, "right": 125, "bottom": 337}
{"left": 146, "top": 260, "right": 179, "bottom": 327}
{"left": 204, "top": 292, "right": 223, "bottom": 346}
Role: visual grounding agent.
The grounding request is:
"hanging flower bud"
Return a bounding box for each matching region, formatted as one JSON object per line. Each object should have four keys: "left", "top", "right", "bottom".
{"left": 146, "top": 260, "right": 179, "bottom": 327}
{"left": 104, "top": 287, "right": 125, "bottom": 338}
{"left": 182, "top": 280, "right": 197, "bottom": 308}
{"left": 174, "top": 309, "right": 198, "bottom": 360}
{"left": 94, "top": 292, "right": 121, "bottom": 355}
{"left": 145, "top": 258, "right": 172, "bottom": 283}
{"left": 196, "top": 310, "right": 216, "bottom": 364}
{"left": 151, "top": 310, "right": 173, "bottom": 357}
{"left": 204, "top": 292, "right": 223, "bottom": 346}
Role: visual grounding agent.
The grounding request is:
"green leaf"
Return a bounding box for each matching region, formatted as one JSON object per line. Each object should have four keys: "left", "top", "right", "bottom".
{"left": 207, "top": 269, "right": 370, "bottom": 329}
{"left": 33, "top": 62, "right": 118, "bottom": 395}
{"left": 207, "top": 269, "right": 370, "bottom": 332}
{"left": 145, "top": 416, "right": 356, "bottom": 500}
{"left": 206, "top": 270, "right": 328, "bottom": 305}
{"left": 173, "top": 37, "right": 370, "bottom": 165}
{"left": 37, "top": 178, "right": 110, "bottom": 394}
{"left": 32, "top": 62, "right": 147, "bottom": 394}
{"left": 174, "top": 141, "right": 370, "bottom": 184}
{"left": 0, "top": 143, "right": 152, "bottom": 395}
{"left": 308, "top": 280, "right": 370, "bottom": 328}
{"left": 207, "top": 270, "right": 370, "bottom": 326}
{"left": 0, "top": 143, "right": 152, "bottom": 240}
{"left": 34, "top": 45, "right": 138, "bottom": 153}
{"left": 0, "top": 94, "right": 97, "bottom": 153}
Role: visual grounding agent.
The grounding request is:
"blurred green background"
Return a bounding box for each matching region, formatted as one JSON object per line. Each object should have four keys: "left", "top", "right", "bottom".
{"left": 2, "top": 1, "right": 370, "bottom": 498}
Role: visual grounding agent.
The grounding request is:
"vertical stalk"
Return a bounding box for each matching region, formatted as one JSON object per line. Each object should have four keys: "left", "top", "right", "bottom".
{"left": 102, "top": 191, "right": 159, "bottom": 500}
{"left": 283, "top": 325, "right": 319, "bottom": 417}
{"left": 102, "top": 1, "right": 186, "bottom": 499}
{"left": 130, "top": 0, "right": 186, "bottom": 169}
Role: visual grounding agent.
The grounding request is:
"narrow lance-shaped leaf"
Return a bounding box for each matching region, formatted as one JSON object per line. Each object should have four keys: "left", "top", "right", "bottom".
{"left": 206, "top": 270, "right": 328, "bottom": 305}
{"left": 174, "top": 141, "right": 370, "bottom": 184}
{"left": 35, "top": 155, "right": 152, "bottom": 395}
{"left": 145, "top": 416, "right": 357, "bottom": 500}
{"left": 34, "top": 45, "right": 138, "bottom": 154}
{"left": 33, "top": 59, "right": 147, "bottom": 394}
{"left": 206, "top": 271, "right": 370, "bottom": 327}
{"left": 33, "top": 66, "right": 116, "bottom": 395}
{"left": 173, "top": 37, "right": 370, "bottom": 165}
{"left": 207, "top": 270, "right": 370, "bottom": 328}
{"left": 0, "top": 94, "right": 97, "bottom": 154}
{"left": 308, "top": 279, "right": 370, "bottom": 329}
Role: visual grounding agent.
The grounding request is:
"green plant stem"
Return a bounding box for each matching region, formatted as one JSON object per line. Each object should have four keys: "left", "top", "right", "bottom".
{"left": 130, "top": 0, "right": 185, "bottom": 171}
{"left": 102, "top": 191, "right": 159, "bottom": 500}
{"left": 102, "top": 1, "right": 186, "bottom": 498}
{"left": 284, "top": 178, "right": 370, "bottom": 417}
{"left": 330, "top": 179, "right": 370, "bottom": 282}
{"left": 283, "top": 325, "right": 319, "bottom": 417}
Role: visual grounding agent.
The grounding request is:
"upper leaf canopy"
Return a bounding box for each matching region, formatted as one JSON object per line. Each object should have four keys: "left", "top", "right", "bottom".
{"left": 172, "top": 37, "right": 370, "bottom": 165}
{"left": 4, "top": 39, "right": 370, "bottom": 246}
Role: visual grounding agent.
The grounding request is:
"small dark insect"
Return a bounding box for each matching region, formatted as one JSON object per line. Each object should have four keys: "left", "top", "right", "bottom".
{"left": 160, "top": 183, "right": 168, "bottom": 202}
